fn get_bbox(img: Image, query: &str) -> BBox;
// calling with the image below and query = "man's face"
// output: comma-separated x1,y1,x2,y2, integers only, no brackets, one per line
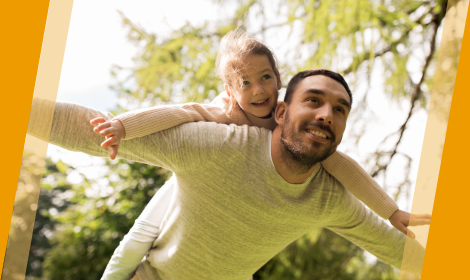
279,75,351,166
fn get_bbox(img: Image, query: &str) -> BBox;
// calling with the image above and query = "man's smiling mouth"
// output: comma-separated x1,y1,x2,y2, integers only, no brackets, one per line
306,129,328,139
305,129,330,143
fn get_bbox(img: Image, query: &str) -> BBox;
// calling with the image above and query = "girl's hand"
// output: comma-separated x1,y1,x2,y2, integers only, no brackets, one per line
90,118,126,160
389,210,432,239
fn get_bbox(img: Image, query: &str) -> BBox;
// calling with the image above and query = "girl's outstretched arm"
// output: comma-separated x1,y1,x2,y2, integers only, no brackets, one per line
90,101,234,160
92,92,276,159
112,92,238,141
321,151,431,238
321,151,398,220
114,101,234,140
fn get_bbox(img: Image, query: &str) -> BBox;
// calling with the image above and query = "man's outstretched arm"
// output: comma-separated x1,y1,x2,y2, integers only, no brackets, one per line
28,98,179,170
326,189,425,276
28,98,229,172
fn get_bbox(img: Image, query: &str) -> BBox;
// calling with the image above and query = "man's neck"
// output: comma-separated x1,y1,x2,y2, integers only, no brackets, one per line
271,128,319,184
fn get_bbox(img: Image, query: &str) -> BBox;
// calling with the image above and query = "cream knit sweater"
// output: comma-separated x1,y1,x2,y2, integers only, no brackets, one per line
28,99,424,280
115,92,398,219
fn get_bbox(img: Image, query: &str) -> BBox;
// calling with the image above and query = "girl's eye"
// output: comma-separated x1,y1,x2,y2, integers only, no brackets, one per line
241,81,250,87
261,74,271,80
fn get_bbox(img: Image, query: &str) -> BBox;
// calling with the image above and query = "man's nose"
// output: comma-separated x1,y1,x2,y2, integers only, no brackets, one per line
316,104,333,124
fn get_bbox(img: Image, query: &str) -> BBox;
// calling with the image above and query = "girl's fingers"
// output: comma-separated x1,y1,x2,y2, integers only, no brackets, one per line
414,214,432,219
109,146,118,160
93,122,111,133
395,222,408,236
409,218,432,226
409,213,432,226
101,136,116,148
407,229,416,239
410,213,432,219
101,137,119,159
99,128,116,137
395,223,416,239
90,117,107,125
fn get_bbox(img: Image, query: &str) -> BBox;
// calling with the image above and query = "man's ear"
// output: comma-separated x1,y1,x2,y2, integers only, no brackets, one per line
275,101,287,126
224,84,231,97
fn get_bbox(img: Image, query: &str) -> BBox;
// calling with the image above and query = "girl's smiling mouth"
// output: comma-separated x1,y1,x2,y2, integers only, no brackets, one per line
251,98,269,107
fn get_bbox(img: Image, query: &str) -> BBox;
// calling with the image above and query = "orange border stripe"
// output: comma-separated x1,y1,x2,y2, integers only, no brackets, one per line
0,1,50,274
421,1,470,279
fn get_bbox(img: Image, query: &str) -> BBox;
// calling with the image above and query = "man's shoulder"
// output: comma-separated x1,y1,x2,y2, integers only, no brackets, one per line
175,121,272,135
159,121,271,170
314,166,346,190
162,122,271,150
311,166,349,204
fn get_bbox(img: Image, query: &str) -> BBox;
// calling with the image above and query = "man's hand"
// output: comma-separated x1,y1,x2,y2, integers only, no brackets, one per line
389,209,432,239
90,118,126,160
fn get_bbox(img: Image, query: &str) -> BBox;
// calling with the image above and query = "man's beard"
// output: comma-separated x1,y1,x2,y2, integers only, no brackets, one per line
280,111,339,174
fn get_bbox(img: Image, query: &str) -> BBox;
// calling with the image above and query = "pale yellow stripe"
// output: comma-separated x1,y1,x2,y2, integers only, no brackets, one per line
399,0,469,279
2,1,74,279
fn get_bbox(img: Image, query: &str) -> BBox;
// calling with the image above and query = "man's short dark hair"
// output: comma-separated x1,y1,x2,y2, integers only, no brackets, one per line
284,69,353,107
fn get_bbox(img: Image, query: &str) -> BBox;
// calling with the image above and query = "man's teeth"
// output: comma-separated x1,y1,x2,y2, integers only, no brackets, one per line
253,99,267,104
308,130,327,139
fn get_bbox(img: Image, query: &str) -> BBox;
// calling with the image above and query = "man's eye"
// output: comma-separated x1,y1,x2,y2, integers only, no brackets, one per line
308,98,318,103
335,107,344,113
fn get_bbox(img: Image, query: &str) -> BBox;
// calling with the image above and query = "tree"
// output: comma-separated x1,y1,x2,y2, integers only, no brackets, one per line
27,159,170,279
29,0,456,278
108,0,451,278
25,158,73,279
253,229,398,280
3,153,44,280
113,0,449,196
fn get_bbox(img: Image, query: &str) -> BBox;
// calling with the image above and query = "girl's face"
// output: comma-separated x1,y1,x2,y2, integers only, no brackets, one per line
225,54,281,118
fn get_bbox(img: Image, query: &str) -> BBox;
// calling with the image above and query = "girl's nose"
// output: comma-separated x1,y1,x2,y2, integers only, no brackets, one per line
252,83,264,96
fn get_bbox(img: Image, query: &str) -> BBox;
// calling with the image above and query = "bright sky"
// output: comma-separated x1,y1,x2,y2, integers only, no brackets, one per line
49,0,429,212
56,0,228,110
49,0,231,178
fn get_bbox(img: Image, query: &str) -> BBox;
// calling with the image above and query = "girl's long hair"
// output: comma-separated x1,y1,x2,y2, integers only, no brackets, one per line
215,30,280,116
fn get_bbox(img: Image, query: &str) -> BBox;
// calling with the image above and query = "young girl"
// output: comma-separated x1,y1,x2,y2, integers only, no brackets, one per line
93,31,430,279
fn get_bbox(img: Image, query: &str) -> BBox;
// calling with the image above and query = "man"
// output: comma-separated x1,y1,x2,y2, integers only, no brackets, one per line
28,69,424,280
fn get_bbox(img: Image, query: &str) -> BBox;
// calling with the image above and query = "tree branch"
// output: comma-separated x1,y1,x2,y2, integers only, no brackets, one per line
370,18,439,178
343,6,434,75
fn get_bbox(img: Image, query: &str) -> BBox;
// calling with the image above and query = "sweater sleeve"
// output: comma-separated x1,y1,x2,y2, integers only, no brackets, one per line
27,98,163,166
114,102,236,140
101,178,176,280
321,151,399,219
326,189,424,276
28,98,232,172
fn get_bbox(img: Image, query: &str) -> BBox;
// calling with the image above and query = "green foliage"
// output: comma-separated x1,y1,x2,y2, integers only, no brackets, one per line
26,158,73,278
27,159,170,279
106,0,446,278
28,0,451,278
254,229,398,280
111,12,222,106
111,0,447,121
4,153,44,279
221,0,443,103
